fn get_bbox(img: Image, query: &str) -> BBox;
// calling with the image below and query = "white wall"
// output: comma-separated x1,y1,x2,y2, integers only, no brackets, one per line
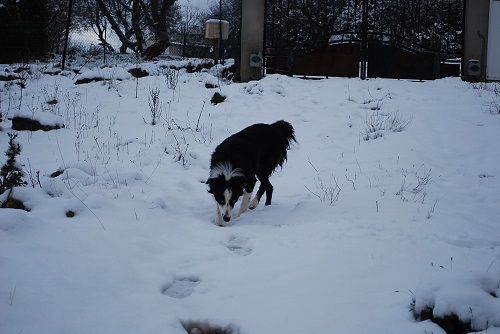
487,0,500,80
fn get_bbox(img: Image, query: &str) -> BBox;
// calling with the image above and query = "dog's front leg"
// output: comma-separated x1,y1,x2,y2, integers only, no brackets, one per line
237,191,251,217
215,202,223,226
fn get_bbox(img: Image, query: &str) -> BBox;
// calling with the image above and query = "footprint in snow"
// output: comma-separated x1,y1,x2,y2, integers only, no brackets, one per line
161,276,200,298
225,235,252,256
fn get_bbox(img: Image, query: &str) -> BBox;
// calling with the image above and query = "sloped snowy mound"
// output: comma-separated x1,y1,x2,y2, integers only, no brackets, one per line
242,75,287,96
164,58,214,73
180,319,238,334
127,67,149,78
10,110,64,131
412,271,500,333
42,67,61,75
0,70,20,81
74,67,131,84
0,209,29,231
208,59,235,79
1,187,47,212
243,82,264,95
1,59,499,334
204,75,219,88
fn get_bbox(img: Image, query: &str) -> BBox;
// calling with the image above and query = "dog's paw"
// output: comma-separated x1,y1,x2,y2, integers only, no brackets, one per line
214,216,224,227
249,197,259,210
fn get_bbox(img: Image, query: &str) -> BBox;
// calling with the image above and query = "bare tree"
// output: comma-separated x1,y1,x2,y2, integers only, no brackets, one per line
176,5,203,58
79,0,179,57
94,0,140,53
139,0,180,58
78,0,115,51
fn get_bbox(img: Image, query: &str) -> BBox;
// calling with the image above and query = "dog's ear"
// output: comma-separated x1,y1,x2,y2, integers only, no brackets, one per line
205,178,215,193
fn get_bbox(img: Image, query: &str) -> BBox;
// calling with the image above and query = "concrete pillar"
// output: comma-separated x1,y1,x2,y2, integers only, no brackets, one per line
240,0,265,82
463,0,490,81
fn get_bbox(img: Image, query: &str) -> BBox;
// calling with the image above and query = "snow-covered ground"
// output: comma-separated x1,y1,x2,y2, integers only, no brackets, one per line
1,59,499,334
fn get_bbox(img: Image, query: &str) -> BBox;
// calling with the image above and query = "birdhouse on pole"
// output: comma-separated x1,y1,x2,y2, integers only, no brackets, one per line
205,19,229,64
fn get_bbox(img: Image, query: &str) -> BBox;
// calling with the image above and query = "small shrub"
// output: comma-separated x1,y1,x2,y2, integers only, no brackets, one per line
305,175,342,206
169,132,190,168
164,67,180,100
470,82,500,114
362,111,412,141
0,133,27,205
396,166,432,203
489,101,500,115
66,210,76,218
220,64,236,80
147,87,163,125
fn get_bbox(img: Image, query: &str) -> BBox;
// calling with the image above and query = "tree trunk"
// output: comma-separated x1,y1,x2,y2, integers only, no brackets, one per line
142,39,170,59
61,0,74,70
132,0,144,52
138,0,174,59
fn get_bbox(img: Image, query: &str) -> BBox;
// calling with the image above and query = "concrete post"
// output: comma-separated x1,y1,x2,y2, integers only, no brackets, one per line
463,0,490,81
240,0,265,82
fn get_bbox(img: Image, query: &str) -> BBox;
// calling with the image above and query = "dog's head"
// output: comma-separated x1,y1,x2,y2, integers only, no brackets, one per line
206,163,245,223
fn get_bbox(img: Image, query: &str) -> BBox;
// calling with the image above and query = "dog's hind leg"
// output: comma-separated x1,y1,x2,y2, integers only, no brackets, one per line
250,178,272,209
249,182,265,209
264,181,273,206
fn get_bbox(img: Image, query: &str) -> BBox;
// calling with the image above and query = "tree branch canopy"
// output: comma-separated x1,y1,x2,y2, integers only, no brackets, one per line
83,0,179,56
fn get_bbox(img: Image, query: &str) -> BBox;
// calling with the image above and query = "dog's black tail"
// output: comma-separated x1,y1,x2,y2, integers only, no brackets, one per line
271,120,296,149
270,120,296,169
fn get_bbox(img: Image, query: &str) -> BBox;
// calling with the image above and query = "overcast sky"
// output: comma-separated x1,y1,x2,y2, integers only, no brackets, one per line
177,0,213,10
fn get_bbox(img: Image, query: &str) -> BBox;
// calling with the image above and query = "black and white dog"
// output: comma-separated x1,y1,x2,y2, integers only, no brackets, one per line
206,120,296,226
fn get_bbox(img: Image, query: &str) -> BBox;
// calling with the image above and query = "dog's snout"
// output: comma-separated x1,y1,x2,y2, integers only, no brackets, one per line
223,215,231,222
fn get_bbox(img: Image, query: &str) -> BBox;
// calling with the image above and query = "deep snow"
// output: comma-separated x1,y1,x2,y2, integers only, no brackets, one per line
1,59,499,334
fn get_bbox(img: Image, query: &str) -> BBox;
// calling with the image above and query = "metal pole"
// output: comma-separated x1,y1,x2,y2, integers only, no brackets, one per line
360,0,368,79
61,0,74,71
103,20,107,65
262,0,267,78
461,0,467,80
219,0,223,64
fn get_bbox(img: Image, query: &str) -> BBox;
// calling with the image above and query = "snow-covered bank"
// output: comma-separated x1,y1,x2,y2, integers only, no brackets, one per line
1,60,499,334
